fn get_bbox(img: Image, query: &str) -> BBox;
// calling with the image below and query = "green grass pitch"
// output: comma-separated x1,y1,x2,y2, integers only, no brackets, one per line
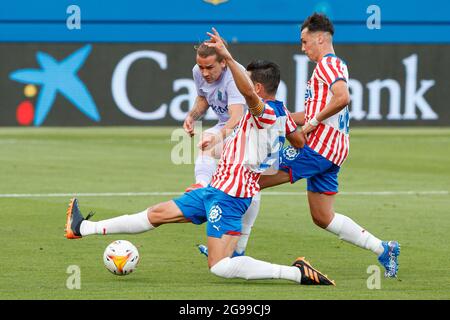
0,127,449,299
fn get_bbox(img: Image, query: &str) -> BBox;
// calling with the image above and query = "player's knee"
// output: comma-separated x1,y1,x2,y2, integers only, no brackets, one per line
311,211,333,229
312,216,328,229
148,202,168,226
210,257,233,279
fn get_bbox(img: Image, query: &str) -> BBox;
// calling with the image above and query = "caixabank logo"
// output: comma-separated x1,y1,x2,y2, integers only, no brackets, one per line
3,44,446,126
9,45,100,126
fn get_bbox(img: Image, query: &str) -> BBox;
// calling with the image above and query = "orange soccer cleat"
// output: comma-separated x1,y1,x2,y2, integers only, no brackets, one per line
292,257,336,286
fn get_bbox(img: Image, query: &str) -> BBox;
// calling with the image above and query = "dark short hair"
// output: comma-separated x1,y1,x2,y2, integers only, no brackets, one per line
195,38,229,62
246,60,280,95
301,12,334,35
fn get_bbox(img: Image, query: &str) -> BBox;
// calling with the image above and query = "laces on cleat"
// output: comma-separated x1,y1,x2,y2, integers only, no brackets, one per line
378,241,400,278
86,211,95,220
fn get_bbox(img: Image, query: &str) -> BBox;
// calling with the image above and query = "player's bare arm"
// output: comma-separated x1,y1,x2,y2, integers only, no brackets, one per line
224,58,262,116
286,129,306,149
303,80,350,134
220,104,244,138
183,95,209,136
291,111,305,126
206,28,264,116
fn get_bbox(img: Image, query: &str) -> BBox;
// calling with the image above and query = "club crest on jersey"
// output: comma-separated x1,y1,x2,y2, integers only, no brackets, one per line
283,146,299,160
208,205,222,223
305,81,312,100
217,90,223,101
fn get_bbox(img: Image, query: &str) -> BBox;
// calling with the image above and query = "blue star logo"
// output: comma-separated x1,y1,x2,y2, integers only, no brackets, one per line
9,45,100,126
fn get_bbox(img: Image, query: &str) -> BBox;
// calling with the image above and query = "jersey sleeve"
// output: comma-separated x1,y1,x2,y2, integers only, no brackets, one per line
225,79,246,106
317,56,348,88
284,108,298,134
252,103,277,129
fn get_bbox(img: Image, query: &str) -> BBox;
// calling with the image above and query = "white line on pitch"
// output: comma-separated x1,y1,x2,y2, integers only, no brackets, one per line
0,191,448,198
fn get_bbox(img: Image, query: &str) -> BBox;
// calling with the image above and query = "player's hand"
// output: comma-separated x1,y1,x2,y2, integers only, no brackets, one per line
302,122,317,135
183,115,195,137
198,134,220,151
205,28,232,61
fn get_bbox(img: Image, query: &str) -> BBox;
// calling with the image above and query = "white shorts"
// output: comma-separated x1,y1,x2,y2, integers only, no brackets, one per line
202,122,227,158
204,122,226,135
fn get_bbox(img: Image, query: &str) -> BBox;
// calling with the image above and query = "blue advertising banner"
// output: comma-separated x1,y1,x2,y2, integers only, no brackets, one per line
1,0,450,43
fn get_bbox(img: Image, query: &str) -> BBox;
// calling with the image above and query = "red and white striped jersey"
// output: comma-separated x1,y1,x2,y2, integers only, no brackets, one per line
305,54,350,166
211,100,297,198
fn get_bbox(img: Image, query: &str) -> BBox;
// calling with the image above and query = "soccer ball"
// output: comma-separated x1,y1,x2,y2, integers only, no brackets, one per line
103,240,140,275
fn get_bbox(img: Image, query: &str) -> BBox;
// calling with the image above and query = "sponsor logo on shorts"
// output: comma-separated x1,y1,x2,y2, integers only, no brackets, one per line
283,146,299,160
208,205,222,223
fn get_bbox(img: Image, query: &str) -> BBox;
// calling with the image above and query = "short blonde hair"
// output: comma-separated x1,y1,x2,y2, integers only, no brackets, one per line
195,38,229,62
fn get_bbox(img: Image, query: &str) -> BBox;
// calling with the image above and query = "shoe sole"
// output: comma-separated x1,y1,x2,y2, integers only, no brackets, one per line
296,257,336,286
65,198,81,239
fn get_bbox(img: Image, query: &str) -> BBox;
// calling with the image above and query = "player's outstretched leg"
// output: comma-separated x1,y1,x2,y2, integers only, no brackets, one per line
325,212,401,278
65,198,190,239
292,257,336,285
308,192,401,278
209,255,335,286
377,241,401,278
65,198,95,239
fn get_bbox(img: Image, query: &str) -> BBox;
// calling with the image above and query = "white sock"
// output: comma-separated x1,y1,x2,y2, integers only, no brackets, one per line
80,210,154,236
235,192,261,254
326,213,384,256
194,155,216,186
210,256,301,283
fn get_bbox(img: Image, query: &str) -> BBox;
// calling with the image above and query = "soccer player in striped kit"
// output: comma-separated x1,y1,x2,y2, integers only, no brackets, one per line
260,13,400,278
199,13,400,279
186,41,263,261
65,28,335,285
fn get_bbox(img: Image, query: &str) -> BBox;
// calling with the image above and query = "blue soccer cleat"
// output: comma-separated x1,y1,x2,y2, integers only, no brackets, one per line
232,250,245,257
197,244,209,257
377,241,401,278
197,244,245,258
